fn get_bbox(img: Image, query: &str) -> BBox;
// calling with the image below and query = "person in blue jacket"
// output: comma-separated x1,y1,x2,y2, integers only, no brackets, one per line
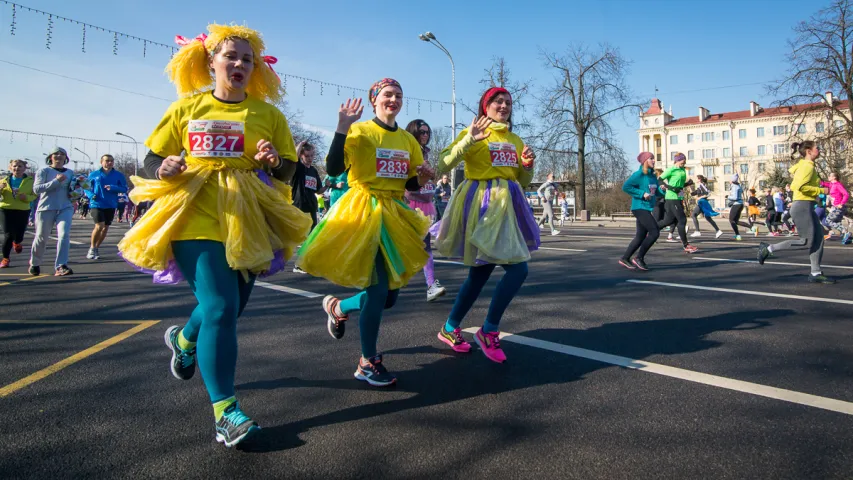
86,154,127,260
619,152,661,271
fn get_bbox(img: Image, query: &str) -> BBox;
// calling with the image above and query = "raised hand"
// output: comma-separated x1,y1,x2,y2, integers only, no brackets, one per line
337,98,364,134
158,155,187,179
255,139,280,167
468,115,493,142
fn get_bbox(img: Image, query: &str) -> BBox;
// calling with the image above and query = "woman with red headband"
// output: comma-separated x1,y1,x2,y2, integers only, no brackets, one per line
118,24,312,448
432,87,539,363
296,79,434,386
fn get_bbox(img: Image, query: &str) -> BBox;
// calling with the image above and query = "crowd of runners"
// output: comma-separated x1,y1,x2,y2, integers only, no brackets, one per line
0,22,849,449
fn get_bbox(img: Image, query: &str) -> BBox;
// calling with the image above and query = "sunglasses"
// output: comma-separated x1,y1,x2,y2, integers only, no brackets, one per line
418,130,430,135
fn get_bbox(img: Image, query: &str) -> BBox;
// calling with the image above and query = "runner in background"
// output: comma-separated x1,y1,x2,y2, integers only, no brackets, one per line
821,172,850,243
87,154,128,260
536,172,560,236
434,173,451,220
619,152,661,271
116,193,128,223
657,153,698,253
0,159,37,268
290,141,324,273
325,170,349,208
689,174,722,238
29,147,75,276
130,200,152,227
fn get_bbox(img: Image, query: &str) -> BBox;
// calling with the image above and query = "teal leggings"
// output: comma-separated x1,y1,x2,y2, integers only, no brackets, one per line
338,251,399,358
172,240,256,403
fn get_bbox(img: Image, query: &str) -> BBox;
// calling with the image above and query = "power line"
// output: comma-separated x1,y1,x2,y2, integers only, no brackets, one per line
0,128,136,144
645,80,770,98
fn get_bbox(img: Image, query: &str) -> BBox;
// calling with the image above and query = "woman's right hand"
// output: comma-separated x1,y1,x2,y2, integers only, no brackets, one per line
337,98,364,134
158,155,187,178
823,187,830,194
468,116,493,142
55,173,67,183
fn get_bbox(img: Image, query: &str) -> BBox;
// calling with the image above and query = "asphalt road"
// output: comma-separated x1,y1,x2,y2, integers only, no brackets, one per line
1,219,852,479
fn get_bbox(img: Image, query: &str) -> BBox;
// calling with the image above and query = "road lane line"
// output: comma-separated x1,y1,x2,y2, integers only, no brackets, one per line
694,256,853,270
255,281,323,298
625,279,853,305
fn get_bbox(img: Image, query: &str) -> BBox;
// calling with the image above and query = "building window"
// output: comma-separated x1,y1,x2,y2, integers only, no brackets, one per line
773,144,788,154
656,139,661,147
724,181,731,191
670,152,676,161
687,134,694,143
722,147,731,157
834,119,844,129
686,167,695,177
773,125,788,135
835,139,846,151
702,148,715,159
757,145,766,155
702,132,715,142
724,164,733,175
740,164,749,174
670,135,678,145
816,122,825,133
758,163,766,173
757,127,765,137
703,166,715,179
688,150,695,160
759,180,768,189
797,124,806,134
738,129,747,139
722,130,730,140
739,147,748,157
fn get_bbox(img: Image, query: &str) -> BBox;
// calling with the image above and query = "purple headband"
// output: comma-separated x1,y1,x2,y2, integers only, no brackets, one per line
369,78,402,106
673,152,686,163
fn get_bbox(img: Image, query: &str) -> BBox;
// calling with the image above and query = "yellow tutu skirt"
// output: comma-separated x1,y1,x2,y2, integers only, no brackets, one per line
434,178,540,266
296,184,431,290
118,157,312,276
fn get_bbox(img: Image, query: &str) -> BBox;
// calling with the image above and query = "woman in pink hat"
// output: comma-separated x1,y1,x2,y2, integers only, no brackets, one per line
619,152,662,270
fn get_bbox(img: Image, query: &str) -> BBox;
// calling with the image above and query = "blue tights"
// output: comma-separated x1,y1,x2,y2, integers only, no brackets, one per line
338,252,399,358
446,262,528,332
172,240,256,403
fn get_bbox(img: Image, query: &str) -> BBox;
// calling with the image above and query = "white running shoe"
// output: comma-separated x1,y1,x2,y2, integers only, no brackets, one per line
293,266,307,274
551,230,560,236
427,280,447,302
690,231,701,238
666,234,677,243
715,230,723,239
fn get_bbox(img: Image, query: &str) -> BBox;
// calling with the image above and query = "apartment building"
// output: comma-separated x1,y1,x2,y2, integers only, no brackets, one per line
637,92,849,208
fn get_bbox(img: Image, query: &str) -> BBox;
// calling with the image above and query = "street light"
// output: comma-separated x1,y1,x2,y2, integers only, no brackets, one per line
73,147,90,172
419,31,461,189
115,132,139,176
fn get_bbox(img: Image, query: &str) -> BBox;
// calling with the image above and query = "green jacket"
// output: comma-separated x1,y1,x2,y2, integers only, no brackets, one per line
0,174,37,210
660,166,687,200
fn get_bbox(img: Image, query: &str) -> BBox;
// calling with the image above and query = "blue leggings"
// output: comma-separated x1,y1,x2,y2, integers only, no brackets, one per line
172,241,256,403
338,252,399,358
446,262,528,330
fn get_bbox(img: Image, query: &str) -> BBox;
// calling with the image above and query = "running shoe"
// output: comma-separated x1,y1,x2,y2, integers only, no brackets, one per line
354,354,397,386
734,235,743,241
715,230,724,239
427,280,447,302
54,265,73,276
292,266,307,274
164,325,196,380
437,327,472,353
824,233,833,241
12,242,22,254
751,226,759,237
666,234,677,243
690,231,701,238
618,258,636,270
28,265,40,276
631,257,649,271
322,295,348,339
683,245,699,254
757,242,772,265
87,248,100,260
842,232,852,245
808,274,836,284
550,230,560,236
474,328,507,363
0,258,8,268
215,402,260,448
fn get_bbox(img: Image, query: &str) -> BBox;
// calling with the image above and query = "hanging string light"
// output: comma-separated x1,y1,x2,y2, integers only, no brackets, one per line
9,3,16,35
45,14,53,49
81,23,86,52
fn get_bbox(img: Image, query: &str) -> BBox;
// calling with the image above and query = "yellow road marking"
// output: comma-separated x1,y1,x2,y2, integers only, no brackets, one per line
0,320,160,398
0,320,151,325
0,274,50,286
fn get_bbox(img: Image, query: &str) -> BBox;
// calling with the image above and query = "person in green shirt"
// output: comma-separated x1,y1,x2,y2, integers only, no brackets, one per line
324,171,349,207
0,159,37,268
656,153,698,253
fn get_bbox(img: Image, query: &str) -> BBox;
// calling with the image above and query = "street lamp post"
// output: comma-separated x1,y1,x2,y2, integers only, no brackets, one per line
115,132,139,176
419,31,461,189
73,147,90,172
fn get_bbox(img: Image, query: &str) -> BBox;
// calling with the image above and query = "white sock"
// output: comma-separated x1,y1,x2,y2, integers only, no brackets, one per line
812,272,822,276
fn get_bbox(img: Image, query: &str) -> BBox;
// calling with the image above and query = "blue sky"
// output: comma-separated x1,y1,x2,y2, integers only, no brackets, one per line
0,0,827,168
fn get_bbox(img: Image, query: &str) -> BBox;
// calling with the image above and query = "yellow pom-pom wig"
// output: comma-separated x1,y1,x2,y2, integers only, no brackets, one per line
166,24,282,103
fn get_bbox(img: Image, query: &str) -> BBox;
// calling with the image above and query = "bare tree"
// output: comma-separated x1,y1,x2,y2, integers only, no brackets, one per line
767,0,853,182
460,57,534,134
275,99,329,176
427,126,452,165
535,44,640,212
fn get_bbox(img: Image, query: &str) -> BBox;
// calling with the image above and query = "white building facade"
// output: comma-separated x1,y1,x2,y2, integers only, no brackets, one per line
637,93,849,208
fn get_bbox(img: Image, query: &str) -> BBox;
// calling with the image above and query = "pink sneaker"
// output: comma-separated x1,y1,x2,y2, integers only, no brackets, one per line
437,327,472,353
474,328,506,363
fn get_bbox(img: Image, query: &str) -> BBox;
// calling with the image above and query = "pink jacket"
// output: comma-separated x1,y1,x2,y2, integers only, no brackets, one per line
820,180,850,207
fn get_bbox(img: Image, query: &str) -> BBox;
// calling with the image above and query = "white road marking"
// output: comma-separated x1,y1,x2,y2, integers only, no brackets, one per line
625,279,853,305
539,247,588,252
694,256,853,270
462,327,853,416
255,281,323,298
434,259,466,266
24,231,85,245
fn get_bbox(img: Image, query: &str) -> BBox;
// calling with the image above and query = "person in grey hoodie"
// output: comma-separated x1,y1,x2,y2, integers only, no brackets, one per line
536,172,560,236
29,147,75,276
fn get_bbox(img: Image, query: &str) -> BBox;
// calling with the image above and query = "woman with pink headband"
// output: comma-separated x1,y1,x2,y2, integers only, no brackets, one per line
297,78,435,386
432,87,539,363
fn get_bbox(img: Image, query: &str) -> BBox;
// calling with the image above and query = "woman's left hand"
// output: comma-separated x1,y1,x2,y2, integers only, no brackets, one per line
255,139,280,167
416,164,436,185
521,145,535,168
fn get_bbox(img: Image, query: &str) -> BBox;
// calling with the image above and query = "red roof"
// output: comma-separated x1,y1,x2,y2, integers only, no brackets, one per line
662,100,849,127
645,98,663,115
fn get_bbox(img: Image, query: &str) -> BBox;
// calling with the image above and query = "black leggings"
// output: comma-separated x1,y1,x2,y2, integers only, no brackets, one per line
728,203,753,235
1,208,30,259
657,200,688,247
691,205,719,232
623,209,660,260
764,210,777,232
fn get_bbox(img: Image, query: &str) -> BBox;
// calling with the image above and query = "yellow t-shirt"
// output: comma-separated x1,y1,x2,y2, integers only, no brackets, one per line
146,92,297,241
344,120,424,192
441,123,527,181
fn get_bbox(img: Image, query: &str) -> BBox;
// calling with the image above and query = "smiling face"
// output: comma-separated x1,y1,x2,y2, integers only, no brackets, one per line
210,38,254,93
373,85,403,119
416,124,431,147
486,93,512,123
9,160,26,177
49,151,67,168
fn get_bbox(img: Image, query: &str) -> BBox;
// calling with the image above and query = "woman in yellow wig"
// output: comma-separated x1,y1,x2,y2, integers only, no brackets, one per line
118,24,311,448
296,79,434,387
